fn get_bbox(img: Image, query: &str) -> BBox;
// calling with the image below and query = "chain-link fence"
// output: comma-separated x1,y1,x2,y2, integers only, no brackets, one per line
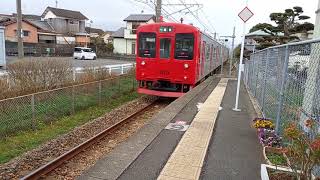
244,39,320,138
0,74,137,138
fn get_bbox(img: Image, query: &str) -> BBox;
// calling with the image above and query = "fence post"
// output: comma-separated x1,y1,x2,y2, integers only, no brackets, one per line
72,86,75,114
118,76,121,93
98,80,102,105
109,67,112,76
31,94,36,130
73,67,76,82
254,53,260,97
121,65,124,75
261,49,270,113
275,45,290,134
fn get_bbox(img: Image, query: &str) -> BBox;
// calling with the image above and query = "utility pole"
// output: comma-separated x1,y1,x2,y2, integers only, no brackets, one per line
155,0,162,22
230,26,236,76
16,0,24,59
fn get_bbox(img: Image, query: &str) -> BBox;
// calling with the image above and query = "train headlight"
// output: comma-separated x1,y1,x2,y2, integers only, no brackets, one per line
184,64,189,69
184,76,188,80
141,61,146,66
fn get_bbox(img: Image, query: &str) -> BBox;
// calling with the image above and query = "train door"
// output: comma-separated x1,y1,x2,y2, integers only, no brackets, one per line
201,41,206,78
198,41,205,80
216,46,220,68
210,44,213,73
157,34,173,79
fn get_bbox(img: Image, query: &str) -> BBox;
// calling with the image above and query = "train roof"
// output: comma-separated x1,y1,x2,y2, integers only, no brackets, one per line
137,22,200,32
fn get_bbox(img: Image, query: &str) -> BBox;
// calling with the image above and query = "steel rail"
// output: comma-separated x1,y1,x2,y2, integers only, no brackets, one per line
21,101,158,180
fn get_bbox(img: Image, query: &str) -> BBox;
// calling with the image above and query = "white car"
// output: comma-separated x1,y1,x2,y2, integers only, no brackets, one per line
73,47,97,60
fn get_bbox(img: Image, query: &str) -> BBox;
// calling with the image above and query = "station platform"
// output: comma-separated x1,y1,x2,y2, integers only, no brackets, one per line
79,77,263,180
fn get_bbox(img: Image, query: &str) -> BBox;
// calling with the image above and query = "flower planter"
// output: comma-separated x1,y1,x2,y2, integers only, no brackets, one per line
262,146,289,166
261,164,296,180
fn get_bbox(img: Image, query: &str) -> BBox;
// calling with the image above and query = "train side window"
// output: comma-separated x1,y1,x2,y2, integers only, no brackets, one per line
160,38,171,59
175,33,194,60
138,32,156,58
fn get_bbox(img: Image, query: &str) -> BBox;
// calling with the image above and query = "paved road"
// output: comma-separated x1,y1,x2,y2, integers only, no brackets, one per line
5,56,134,68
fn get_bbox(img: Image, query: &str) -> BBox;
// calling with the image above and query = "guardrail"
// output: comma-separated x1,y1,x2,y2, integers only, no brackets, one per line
72,63,135,81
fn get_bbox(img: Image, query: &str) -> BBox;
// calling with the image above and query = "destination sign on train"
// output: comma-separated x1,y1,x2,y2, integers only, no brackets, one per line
160,26,173,33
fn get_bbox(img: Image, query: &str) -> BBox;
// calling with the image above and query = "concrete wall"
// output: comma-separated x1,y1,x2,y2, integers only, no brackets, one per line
0,27,5,67
5,21,38,43
113,38,136,55
43,10,57,19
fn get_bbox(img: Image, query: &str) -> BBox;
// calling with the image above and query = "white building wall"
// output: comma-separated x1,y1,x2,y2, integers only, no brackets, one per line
56,36,76,44
113,38,136,55
0,26,5,67
43,10,58,19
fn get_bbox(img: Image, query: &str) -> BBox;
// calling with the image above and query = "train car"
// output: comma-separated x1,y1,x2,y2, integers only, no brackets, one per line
136,22,228,97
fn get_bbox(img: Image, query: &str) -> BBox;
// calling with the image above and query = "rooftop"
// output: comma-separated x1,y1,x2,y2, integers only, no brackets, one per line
111,27,125,38
28,20,55,33
85,27,104,35
42,6,88,20
246,29,284,37
123,14,155,22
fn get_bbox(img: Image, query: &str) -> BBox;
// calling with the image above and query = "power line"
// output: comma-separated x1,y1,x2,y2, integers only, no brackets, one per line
177,0,213,34
131,0,179,22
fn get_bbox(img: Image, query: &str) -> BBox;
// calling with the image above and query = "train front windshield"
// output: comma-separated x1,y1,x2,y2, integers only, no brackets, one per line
138,33,156,58
175,33,194,60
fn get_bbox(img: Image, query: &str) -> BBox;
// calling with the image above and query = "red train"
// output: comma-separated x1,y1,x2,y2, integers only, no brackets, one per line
136,22,228,97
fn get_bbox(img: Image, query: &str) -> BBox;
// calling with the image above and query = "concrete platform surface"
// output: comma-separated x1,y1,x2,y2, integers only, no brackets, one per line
199,80,263,180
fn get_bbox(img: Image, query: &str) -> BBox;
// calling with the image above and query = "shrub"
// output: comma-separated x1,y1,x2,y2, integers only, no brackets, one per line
7,58,72,91
283,120,320,180
106,43,114,53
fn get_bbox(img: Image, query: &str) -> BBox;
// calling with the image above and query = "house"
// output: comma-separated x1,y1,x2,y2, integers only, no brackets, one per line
112,14,155,55
0,16,58,44
0,18,40,44
28,20,56,44
102,31,114,44
41,6,89,45
245,30,284,52
292,30,314,41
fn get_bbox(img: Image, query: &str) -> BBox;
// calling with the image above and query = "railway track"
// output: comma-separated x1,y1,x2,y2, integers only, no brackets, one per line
22,99,170,180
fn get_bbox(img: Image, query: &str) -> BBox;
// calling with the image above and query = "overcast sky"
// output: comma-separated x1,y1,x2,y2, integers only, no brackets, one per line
0,0,317,46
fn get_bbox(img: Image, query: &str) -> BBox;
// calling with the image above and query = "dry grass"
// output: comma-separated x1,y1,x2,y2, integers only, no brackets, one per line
0,58,127,100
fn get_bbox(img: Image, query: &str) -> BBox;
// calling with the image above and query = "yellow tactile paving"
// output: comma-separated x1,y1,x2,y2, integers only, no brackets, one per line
157,175,183,180
157,78,229,180
159,162,201,180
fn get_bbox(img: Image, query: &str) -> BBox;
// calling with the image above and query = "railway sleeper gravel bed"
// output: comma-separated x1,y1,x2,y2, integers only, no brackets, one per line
44,99,170,179
0,96,158,179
